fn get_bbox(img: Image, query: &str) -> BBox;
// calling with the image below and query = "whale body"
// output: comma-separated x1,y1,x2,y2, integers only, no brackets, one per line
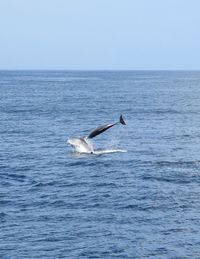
67,137,93,153
67,115,126,154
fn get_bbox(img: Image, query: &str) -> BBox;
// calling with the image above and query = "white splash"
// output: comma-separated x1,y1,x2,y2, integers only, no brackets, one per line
67,137,127,155
93,149,127,155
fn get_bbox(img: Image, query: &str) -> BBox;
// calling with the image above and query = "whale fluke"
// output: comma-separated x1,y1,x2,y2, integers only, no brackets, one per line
120,114,126,125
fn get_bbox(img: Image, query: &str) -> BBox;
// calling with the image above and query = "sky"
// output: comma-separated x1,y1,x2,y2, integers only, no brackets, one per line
0,0,200,70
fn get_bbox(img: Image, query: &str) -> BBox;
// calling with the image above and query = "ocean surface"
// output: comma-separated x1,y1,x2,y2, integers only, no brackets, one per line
1,70,200,258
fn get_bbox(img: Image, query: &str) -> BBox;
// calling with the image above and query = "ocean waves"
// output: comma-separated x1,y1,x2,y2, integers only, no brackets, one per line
1,71,200,258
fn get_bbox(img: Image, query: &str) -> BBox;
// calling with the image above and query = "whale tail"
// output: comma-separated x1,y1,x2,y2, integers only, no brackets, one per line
119,115,126,125
87,115,126,139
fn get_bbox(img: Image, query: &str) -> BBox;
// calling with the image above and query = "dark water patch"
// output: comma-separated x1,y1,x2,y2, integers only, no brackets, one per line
67,160,97,167
0,200,14,207
1,172,27,182
155,160,200,167
142,174,200,185
118,203,169,212
0,212,7,222
50,200,67,208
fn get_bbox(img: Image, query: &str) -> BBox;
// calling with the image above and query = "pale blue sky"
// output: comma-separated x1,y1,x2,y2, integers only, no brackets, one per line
0,0,200,70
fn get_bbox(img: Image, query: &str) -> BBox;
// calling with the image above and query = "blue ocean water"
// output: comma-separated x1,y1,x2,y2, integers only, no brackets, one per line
1,70,200,258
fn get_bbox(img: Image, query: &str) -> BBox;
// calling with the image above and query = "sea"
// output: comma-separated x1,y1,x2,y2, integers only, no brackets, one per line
1,70,200,258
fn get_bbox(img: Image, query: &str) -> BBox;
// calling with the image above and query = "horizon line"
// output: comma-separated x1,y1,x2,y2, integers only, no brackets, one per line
0,69,200,72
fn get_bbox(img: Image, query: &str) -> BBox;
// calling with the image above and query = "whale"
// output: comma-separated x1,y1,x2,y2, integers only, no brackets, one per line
67,115,126,154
